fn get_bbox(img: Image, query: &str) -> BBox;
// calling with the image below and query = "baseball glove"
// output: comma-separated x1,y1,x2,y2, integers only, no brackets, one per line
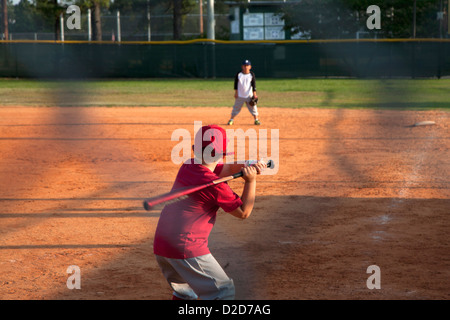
249,96,258,107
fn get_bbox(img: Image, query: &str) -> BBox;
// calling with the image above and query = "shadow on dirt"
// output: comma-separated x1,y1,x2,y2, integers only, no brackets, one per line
1,194,446,300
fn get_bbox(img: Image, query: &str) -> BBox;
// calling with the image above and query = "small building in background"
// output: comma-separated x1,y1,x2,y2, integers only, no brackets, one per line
228,0,306,41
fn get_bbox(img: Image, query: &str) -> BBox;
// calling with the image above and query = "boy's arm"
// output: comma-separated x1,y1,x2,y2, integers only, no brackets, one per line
228,167,256,220
234,72,239,98
217,163,245,178
234,72,239,90
227,162,266,220
218,159,266,178
251,72,257,98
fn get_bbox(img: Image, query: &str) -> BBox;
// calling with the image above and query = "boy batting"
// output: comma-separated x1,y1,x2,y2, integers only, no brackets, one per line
153,124,266,300
227,60,261,126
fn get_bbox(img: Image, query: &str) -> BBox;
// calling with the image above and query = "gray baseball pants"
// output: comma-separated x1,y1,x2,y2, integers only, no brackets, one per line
155,253,235,300
231,97,258,118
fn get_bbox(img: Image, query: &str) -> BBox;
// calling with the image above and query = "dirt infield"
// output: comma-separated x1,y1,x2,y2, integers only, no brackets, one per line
0,106,448,300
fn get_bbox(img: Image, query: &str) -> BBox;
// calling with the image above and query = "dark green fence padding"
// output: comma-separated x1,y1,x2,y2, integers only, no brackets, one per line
0,40,448,79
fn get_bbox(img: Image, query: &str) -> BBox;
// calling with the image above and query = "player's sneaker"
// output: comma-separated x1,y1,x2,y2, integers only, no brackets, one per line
227,119,234,125
254,119,261,125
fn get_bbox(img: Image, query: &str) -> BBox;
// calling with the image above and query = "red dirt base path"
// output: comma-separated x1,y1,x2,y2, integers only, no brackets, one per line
0,106,448,300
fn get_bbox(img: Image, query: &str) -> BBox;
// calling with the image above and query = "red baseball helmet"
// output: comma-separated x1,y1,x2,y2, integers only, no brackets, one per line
193,124,233,160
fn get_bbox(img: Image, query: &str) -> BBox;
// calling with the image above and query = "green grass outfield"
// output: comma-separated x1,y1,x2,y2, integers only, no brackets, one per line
0,78,449,109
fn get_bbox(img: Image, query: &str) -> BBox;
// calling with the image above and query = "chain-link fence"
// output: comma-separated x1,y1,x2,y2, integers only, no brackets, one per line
3,13,231,42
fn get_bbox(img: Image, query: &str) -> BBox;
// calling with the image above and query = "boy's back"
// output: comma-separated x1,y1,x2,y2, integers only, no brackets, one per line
154,159,242,259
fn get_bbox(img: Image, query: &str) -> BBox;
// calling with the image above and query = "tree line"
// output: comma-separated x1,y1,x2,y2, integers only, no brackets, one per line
282,0,448,39
0,0,227,40
1,0,448,40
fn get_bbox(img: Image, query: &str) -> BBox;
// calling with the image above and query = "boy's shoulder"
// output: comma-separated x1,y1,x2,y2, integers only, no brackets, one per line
178,160,221,180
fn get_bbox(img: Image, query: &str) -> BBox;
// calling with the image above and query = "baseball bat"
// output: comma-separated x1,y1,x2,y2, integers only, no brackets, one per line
143,160,274,211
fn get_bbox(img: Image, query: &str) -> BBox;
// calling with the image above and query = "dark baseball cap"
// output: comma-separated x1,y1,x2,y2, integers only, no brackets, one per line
242,59,251,65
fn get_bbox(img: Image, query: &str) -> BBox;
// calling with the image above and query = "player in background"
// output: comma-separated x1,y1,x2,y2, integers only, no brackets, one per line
227,60,261,126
